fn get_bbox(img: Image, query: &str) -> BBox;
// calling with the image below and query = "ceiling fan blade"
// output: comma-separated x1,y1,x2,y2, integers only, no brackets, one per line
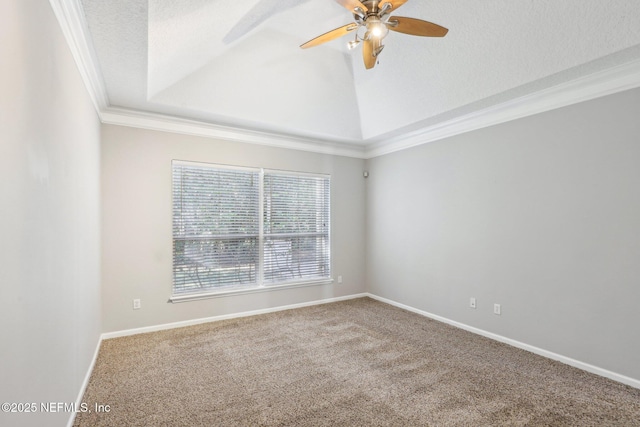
362,38,376,69
300,23,359,49
387,16,449,37
334,0,368,13
379,0,409,12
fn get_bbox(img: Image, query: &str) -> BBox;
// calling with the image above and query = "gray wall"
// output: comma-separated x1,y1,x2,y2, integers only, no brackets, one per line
366,88,640,381
0,1,102,426
101,125,366,333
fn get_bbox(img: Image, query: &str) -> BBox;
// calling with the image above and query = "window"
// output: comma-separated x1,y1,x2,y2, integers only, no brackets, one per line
263,172,331,284
172,161,330,299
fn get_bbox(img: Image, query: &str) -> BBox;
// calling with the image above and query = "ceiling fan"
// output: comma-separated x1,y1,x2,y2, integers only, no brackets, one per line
300,0,448,69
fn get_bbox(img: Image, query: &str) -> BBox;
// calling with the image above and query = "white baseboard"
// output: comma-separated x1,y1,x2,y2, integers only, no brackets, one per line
70,293,366,426
102,293,369,340
69,290,638,426
67,336,103,427
366,293,640,390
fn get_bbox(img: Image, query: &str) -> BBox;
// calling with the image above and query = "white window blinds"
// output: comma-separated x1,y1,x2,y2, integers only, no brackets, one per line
263,172,330,284
172,161,331,297
172,163,260,294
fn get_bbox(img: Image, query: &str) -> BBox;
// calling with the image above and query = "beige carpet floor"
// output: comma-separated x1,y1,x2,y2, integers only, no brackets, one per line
75,297,640,426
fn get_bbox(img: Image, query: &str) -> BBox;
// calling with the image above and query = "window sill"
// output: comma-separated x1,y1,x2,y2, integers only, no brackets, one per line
168,278,334,303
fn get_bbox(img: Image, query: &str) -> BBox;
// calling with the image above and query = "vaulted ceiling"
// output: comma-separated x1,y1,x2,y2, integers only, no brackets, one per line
69,0,640,157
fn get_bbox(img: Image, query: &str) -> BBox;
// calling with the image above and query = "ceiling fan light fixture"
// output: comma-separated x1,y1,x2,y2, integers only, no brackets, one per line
301,0,449,70
348,39,361,49
370,24,385,38
367,17,388,40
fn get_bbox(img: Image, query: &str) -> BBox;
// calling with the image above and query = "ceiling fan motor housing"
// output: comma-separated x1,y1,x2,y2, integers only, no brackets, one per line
354,1,390,21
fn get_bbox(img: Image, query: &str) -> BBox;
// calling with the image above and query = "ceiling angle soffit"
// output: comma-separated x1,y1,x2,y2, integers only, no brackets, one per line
57,0,640,159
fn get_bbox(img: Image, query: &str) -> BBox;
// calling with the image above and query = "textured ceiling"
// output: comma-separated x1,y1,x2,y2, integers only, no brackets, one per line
80,0,640,147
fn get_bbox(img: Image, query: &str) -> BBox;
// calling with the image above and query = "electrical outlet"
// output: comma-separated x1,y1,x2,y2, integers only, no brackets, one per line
494,303,501,315
337,275,343,284
470,297,476,309
133,299,141,310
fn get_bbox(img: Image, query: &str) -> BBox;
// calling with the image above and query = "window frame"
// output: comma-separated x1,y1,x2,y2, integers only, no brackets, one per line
170,160,332,303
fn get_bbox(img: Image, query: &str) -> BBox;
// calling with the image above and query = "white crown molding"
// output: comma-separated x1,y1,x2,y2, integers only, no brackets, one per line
49,0,109,113
364,58,640,159
52,0,640,160
101,107,367,158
